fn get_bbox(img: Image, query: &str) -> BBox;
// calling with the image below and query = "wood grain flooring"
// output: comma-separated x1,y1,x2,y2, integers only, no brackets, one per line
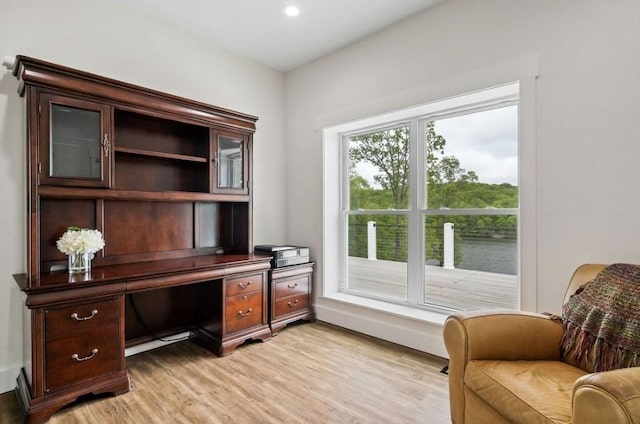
0,322,450,423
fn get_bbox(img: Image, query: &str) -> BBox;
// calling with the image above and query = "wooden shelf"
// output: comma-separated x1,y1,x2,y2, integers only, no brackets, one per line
37,185,250,203
114,146,208,163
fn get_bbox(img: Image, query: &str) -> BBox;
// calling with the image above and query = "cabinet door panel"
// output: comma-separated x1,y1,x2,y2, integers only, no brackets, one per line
39,93,111,187
211,129,249,195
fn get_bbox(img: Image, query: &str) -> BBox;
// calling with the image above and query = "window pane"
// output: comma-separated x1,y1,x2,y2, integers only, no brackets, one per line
426,106,518,209
51,104,102,179
423,105,518,311
347,214,407,301
424,214,518,310
348,126,410,210
218,136,244,189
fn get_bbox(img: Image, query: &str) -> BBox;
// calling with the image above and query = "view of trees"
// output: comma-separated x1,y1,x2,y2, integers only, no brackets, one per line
348,122,517,265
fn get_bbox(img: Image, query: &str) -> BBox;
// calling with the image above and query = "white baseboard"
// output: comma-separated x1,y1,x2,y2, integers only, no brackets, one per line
314,298,448,358
0,366,20,395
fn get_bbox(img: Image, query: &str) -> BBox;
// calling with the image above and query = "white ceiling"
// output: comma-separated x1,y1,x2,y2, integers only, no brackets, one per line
116,0,444,72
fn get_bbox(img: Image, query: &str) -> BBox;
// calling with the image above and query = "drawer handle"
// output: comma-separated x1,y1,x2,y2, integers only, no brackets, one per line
287,299,299,308
287,283,298,289
238,308,253,317
237,280,253,289
103,133,110,157
71,348,98,362
70,309,98,321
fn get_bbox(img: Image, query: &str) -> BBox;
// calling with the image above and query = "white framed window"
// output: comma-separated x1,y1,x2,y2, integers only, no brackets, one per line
336,83,521,312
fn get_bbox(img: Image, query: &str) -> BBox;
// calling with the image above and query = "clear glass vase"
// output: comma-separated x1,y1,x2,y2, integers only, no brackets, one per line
68,252,92,274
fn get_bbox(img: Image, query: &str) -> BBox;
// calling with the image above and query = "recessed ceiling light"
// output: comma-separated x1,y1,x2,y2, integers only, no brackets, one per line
284,5,300,17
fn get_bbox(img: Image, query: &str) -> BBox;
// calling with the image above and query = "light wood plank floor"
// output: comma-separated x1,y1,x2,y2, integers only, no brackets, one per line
0,322,451,423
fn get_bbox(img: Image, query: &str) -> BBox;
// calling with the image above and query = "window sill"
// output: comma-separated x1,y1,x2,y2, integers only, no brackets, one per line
321,292,448,327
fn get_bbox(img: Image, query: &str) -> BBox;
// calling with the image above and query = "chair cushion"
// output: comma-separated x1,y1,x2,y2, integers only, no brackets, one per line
465,360,588,424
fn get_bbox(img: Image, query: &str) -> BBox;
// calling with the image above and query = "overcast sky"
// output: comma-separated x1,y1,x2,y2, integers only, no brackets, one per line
435,104,518,185
353,104,518,187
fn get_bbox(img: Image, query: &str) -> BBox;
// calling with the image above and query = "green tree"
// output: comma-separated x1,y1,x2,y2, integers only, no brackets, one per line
349,174,372,210
349,127,410,209
426,121,479,209
426,121,446,185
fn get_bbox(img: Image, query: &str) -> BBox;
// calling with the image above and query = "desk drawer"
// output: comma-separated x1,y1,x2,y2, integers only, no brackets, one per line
225,274,263,297
225,291,263,334
45,326,120,393
45,298,120,340
274,294,309,318
274,276,309,299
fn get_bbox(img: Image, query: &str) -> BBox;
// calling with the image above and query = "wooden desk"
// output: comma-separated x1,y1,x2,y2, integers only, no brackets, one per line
14,254,272,424
11,56,267,424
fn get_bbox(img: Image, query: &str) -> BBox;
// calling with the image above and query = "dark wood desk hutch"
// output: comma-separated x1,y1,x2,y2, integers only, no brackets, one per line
11,56,274,423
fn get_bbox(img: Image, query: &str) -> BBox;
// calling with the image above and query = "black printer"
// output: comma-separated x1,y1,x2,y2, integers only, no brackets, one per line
254,245,310,268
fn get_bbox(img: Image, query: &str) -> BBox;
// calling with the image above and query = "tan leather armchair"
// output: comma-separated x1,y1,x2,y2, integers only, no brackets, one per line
443,264,640,424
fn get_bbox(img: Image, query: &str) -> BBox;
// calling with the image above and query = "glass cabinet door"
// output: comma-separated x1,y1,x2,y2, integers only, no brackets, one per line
212,130,249,194
39,94,111,187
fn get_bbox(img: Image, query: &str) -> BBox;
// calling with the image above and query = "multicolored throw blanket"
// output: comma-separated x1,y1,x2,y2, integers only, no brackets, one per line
561,263,640,372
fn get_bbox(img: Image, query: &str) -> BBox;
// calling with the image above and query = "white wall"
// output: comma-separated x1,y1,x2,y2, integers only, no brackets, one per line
286,0,640,356
0,0,286,393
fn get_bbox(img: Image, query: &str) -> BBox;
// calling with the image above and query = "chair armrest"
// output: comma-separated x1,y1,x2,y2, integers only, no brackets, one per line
443,310,563,424
444,310,563,362
573,368,640,424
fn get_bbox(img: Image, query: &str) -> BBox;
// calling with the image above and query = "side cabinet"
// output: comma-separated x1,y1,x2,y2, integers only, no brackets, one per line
269,263,314,336
16,296,129,424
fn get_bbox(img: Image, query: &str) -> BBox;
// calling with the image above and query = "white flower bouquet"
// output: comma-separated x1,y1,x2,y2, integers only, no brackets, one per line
56,227,105,273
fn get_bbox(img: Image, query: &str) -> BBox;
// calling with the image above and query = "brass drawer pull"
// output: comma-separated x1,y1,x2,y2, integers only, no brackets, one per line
237,280,253,289
287,283,298,289
103,133,110,157
238,308,253,317
71,348,98,362
287,299,299,307
70,309,98,321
